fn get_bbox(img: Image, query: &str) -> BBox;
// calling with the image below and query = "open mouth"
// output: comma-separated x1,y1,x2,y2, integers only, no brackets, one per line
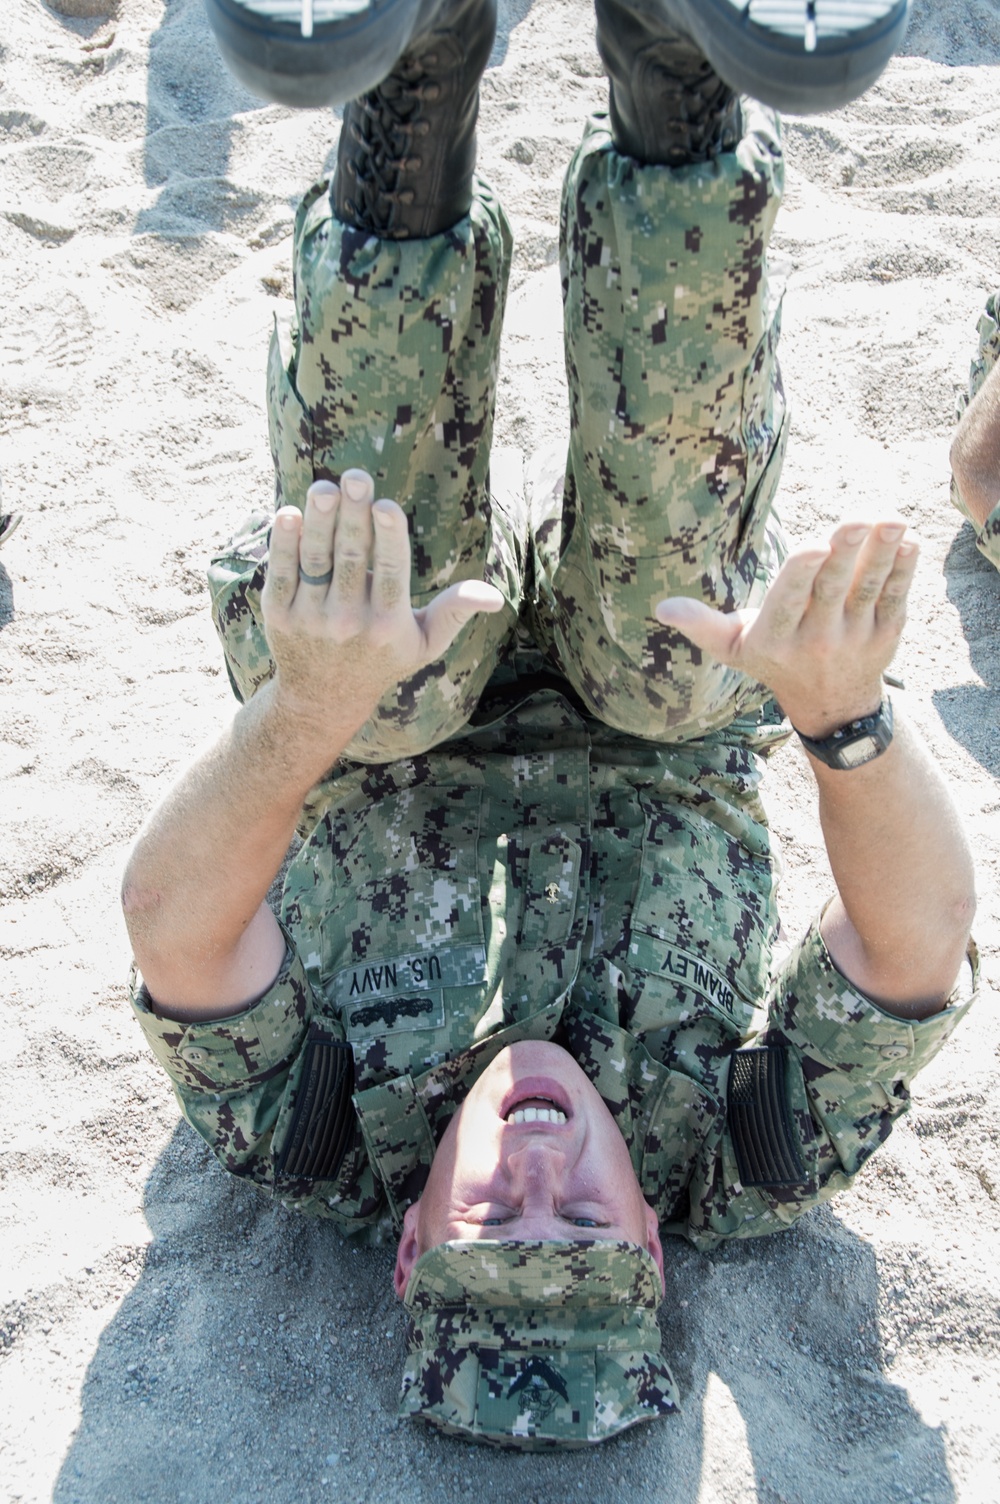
500,1078,572,1126
506,1099,567,1125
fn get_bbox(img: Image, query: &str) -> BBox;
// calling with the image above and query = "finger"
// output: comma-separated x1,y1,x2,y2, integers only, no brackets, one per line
655,597,751,667
752,546,830,640
844,520,907,619
297,481,340,593
803,523,870,622
418,580,506,662
370,498,412,616
332,469,375,607
263,507,304,618
875,535,919,633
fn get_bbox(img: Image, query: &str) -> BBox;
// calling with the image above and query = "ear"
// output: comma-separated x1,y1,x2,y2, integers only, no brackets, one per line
394,1201,422,1298
643,1201,665,1294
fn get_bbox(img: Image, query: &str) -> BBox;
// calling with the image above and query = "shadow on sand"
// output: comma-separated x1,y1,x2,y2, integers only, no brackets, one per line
901,0,1000,66
54,1118,955,1504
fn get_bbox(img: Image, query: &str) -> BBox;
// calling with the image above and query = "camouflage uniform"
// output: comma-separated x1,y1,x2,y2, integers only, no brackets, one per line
132,106,976,1444
951,289,1000,570
134,98,976,1241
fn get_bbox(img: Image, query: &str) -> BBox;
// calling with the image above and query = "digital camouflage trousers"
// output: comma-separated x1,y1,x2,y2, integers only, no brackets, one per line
211,105,789,758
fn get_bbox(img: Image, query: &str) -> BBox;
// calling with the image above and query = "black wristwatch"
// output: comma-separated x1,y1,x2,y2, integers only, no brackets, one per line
794,698,894,770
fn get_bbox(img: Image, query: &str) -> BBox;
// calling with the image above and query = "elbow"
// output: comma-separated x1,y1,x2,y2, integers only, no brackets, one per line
950,429,1000,520
917,887,977,1008
949,431,979,502
950,887,977,955
121,865,166,962
950,442,974,496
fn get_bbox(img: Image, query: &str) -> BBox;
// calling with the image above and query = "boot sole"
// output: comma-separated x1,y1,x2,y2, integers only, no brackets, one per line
672,0,911,114
204,0,425,108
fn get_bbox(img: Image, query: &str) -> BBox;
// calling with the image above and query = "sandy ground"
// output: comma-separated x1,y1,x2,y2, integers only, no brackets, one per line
1,1,999,1501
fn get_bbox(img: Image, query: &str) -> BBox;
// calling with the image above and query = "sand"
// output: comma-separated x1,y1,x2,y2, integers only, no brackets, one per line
1,1,998,1501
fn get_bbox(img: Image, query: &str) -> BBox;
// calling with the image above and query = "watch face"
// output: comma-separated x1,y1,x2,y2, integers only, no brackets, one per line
836,736,882,769
796,698,893,769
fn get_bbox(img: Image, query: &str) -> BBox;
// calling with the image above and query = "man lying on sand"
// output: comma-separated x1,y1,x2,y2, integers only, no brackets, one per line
122,0,977,1448
950,291,1000,572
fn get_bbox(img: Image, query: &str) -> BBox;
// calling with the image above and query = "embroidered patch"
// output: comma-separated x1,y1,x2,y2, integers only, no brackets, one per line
276,1026,355,1182
630,937,749,1024
330,944,488,1008
727,1045,808,1187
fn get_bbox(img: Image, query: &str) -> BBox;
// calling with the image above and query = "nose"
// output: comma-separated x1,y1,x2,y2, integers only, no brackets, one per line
505,1138,568,1194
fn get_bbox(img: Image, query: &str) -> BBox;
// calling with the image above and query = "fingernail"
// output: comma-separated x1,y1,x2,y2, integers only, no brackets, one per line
843,525,868,545
276,510,299,530
342,471,370,502
311,487,335,513
880,523,905,542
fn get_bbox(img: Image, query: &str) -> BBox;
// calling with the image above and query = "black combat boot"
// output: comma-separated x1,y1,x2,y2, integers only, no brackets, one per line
596,0,741,167
332,0,495,238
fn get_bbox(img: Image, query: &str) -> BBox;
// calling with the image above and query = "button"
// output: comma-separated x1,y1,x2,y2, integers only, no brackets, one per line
879,1044,909,1061
179,1046,209,1064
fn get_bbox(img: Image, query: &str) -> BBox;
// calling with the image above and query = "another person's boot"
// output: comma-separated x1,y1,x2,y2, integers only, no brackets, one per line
205,0,908,115
332,0,495,238
612,0,910,117
204,0,491,110
596,0,741,166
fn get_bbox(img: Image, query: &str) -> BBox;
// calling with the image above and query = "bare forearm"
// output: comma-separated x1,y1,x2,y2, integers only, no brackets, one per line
657,522,976,1016
122,475,501,1018
122,680,366,1012
811,712,975,1016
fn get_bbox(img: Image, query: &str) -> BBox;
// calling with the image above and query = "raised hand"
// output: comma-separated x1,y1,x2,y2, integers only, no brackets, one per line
656,521,918,738
262,470,503,733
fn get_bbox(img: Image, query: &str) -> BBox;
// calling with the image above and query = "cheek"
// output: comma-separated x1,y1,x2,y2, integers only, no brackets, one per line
594,1126,649,1232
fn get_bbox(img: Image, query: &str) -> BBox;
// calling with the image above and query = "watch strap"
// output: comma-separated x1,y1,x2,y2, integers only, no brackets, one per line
794,697,894,770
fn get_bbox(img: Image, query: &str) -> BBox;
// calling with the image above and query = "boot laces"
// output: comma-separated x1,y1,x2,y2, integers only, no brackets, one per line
344,53,442,229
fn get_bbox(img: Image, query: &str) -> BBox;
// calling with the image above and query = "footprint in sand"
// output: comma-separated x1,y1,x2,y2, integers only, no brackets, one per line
0,288,93,411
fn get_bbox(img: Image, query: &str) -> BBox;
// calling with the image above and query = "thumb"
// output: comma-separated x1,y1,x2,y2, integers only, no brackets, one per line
655,597,748,669
418,580,506,662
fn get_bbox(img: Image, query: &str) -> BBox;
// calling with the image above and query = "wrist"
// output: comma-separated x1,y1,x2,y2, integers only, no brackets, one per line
255,677,375,777
794,698,894,772
782,687,884,741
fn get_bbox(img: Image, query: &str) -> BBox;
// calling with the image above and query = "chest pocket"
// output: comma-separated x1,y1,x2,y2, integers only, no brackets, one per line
623,784,778,1070
560,1006,724,1224
309,780,490,1088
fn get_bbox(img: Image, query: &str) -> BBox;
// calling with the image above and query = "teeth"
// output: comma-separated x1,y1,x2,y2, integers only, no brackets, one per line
507,1107,567,1125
